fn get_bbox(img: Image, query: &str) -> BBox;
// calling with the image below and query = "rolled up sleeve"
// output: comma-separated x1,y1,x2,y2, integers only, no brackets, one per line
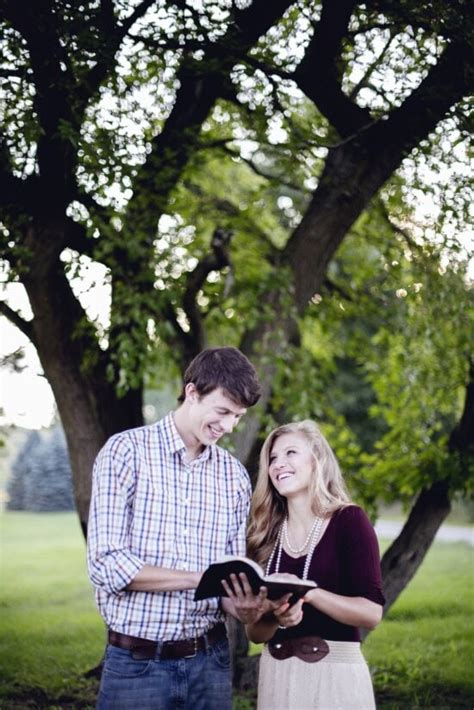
87,435,145,595
226,464,252,557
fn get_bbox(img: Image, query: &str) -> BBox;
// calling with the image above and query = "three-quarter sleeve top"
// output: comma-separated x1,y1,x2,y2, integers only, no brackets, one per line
268,505,385,641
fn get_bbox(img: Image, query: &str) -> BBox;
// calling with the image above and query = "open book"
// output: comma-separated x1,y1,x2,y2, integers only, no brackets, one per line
194,555,316,603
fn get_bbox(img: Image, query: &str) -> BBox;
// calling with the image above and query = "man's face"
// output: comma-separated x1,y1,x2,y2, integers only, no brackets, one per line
186,385,247,447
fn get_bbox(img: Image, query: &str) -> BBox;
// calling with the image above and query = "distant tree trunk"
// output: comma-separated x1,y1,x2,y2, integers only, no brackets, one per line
380,480,451,614
380,362,473,617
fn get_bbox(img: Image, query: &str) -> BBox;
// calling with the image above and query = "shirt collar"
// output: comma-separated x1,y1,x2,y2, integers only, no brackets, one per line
161,412,213,462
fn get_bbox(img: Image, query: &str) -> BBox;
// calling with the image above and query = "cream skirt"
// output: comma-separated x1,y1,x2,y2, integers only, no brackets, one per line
257,640,376,710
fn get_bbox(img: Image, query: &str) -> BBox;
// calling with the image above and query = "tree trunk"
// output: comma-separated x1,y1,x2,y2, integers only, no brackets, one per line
24,248,144,535
380,480,451,615
36,358,143,536
380,366,473,616
227,616,260,694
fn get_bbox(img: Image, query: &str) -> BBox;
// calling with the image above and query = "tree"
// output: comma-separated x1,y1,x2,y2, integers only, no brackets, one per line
0,0,472,615
290,213,474,615
7,425,75,512
6,429,41,510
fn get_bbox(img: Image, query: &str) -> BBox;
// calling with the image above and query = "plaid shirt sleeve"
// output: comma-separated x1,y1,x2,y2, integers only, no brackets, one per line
87,435,145,595
225,462,252,557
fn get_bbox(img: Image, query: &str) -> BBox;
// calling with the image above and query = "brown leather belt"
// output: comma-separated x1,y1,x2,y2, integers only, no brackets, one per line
268,635,330,663
108,624,227,660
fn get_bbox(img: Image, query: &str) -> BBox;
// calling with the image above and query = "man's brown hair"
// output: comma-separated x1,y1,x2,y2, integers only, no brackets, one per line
178,347,261,407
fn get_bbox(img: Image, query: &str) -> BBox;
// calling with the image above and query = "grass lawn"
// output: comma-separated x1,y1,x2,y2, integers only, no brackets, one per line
363,541,474,709
0,512,104,708
1,511,473,709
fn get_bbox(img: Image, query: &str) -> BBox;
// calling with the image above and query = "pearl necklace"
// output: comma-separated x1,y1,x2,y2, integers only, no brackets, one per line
283,516,323,554
266,515,325,580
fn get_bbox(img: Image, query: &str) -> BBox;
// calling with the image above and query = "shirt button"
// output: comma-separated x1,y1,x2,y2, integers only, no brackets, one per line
183,529,188,536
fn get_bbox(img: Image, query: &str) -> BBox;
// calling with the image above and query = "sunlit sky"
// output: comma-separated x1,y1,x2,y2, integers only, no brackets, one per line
0,328,55,429
0,263,111,430
0,284,55,429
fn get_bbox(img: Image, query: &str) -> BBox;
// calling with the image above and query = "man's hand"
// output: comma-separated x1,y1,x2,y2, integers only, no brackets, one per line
221,573,291,625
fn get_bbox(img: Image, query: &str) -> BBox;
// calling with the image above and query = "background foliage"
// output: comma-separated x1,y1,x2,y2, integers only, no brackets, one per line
6,427,74,512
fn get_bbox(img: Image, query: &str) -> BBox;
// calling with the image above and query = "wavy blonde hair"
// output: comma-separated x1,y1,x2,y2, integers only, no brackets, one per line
247,420,352,567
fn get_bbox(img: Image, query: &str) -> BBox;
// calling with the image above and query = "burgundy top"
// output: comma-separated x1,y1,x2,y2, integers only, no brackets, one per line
269,505,385,642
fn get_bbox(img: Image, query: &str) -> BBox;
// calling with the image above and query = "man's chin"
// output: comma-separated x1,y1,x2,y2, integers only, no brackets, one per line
203,429,222,445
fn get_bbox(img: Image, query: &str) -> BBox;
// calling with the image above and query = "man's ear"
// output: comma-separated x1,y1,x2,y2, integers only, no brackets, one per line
184,382,199,402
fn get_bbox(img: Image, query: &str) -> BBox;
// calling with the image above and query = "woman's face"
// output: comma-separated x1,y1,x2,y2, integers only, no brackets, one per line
268,431,314,499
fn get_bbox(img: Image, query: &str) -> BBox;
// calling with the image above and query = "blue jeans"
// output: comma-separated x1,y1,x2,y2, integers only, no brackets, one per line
97,638,232,709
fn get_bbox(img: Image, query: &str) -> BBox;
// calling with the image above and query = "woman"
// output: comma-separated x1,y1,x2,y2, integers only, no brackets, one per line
246,420,385,709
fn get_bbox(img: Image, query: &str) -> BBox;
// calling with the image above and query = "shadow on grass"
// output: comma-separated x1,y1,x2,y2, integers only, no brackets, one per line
1,684,257,710
376,682,474,710
4,683,471,710
0,680,99,709
386,602,468,623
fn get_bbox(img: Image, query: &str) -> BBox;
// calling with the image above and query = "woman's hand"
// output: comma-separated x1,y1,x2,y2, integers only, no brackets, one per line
273,597,304,629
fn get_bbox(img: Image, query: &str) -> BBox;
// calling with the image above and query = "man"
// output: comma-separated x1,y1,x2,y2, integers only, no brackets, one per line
87,347,271,709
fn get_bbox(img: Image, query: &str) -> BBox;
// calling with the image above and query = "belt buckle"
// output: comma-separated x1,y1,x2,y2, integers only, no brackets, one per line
184,636,198,659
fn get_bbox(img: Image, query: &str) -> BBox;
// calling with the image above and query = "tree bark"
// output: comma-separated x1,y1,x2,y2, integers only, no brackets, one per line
380,479,451,615
377,364,474,619
22,224,144,533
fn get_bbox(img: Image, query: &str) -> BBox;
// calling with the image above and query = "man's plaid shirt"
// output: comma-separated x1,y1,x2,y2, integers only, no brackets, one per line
87,413,251,641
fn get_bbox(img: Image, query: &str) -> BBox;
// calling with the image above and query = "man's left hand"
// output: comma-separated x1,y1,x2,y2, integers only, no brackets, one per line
221,573,291,625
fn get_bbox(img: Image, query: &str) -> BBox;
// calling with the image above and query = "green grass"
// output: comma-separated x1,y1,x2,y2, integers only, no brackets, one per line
364,541,474,709
1,512,473,709
0,512,104,707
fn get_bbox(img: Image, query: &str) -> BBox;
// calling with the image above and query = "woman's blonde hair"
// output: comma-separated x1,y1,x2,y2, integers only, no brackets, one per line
247,420,351,567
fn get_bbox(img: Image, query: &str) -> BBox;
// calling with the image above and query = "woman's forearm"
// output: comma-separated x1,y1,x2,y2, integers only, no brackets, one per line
246,614,280,643
304,588,383,629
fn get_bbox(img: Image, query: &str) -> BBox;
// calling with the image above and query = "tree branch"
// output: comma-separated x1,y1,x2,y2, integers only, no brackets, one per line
128,32,203,53
373,40,474,163
283,37,474,314
120,0,161,38
63,218,99,259
184,180,279,256
83,0,158,97
376,198,424,255
1,2,81,202
182,227,233,350
293,0,373,138
221,146,307,194
449,359,474,455
0,139,35,211
116,2,296,295
348,30,396,101
0,300,35,344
